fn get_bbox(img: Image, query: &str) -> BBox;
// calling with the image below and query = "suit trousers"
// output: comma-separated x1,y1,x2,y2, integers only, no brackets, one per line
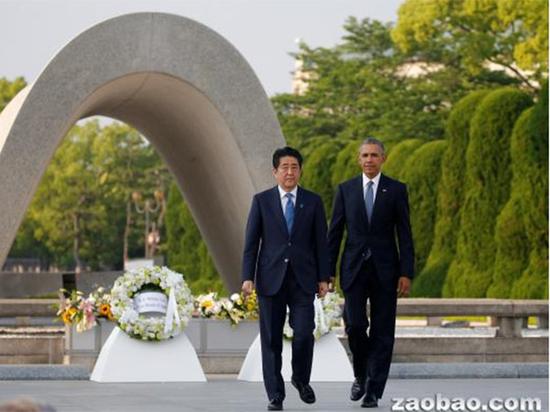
258,265,315,401
343,258,397,399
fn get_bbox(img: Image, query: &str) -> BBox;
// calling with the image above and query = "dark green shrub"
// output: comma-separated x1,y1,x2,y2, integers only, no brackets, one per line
301,139,346,213
383,138,424,180
510,81,548,299
418,91,489,297
330,140,363,186
399,140,448,286
444,88,532,297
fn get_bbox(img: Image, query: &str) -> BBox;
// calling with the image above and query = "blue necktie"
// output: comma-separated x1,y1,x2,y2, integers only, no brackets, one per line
365,181,374,223
284,193,295,233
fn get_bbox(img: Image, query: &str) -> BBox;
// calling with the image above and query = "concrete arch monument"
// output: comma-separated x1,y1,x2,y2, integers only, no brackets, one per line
0,12,285,291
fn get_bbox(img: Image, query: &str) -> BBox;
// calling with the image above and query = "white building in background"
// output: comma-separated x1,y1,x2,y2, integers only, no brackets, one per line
291,58,537,95
291,59,313,96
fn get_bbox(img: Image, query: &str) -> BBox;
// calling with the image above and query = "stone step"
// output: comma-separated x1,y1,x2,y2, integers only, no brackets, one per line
0,365,89,380
0,363,545,381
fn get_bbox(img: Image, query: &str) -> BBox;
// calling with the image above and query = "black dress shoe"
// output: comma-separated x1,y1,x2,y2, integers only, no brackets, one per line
350,378,366,401
291,378,316,404
267,398,283,411
361,392,378,408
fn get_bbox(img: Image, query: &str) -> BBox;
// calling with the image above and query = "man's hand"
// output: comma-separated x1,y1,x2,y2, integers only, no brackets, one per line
328,276,336,293
397,276,411,298
318,281,328,298
242,280,254,296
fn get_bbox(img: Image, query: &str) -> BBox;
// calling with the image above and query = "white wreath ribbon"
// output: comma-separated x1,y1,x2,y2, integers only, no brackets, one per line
314,296,328,335
164,287,181,334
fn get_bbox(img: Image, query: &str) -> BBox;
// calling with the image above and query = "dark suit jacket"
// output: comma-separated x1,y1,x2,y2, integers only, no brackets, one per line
241,186,330,296
328,174,414,291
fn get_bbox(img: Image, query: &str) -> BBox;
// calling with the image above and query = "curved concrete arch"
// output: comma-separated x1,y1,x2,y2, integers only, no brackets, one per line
0,13,285,291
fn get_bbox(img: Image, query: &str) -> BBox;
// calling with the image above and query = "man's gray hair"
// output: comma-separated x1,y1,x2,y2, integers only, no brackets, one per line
359,137,385,155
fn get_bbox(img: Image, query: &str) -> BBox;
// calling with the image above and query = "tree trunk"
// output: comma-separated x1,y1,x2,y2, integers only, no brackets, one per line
73,212,82,274
123,199,132,265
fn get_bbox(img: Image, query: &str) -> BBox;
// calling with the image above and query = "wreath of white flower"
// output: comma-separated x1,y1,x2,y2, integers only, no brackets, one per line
284,292,343,340
110,266,194,341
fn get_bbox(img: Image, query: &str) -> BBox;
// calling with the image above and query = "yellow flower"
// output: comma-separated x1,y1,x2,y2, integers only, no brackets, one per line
62,310,72,324
201,300,213,309
68,307,78,318
99,304,111,317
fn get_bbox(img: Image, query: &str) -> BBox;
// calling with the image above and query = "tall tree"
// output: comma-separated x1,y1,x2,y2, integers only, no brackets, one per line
165,182,226,295
382,138,424,180
418,90,489,297
509,82,548,299
444,88,532,297
392,0,547,92
400,140,448,280
28,122,106,271
301,139,346,213
93,123,171,266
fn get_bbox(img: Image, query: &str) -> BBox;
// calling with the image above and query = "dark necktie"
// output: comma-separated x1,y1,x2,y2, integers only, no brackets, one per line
284,193,294,233
365,181,374,223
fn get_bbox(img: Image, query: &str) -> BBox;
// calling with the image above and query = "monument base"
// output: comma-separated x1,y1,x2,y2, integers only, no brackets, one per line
90,327,206,382
238,331,354,382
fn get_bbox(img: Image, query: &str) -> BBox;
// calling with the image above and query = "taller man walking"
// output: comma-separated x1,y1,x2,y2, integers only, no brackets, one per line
328,138,414,408
242,146,329,411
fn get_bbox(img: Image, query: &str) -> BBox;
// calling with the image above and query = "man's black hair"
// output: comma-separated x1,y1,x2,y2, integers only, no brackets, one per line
272,146,303,169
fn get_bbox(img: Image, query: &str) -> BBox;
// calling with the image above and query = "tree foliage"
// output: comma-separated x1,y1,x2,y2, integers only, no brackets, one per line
400,140,448,282
301,139,346,213
0,76,26,112
509,81,548,298
392,0,547,92
164,182,226,295
383,138,424,180
27,122,108,271
444,88,532,297
418,90,489,297
11,121,171,271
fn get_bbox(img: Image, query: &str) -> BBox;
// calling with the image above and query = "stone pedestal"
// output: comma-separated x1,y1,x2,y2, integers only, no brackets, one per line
238,331,353,382
90,327,206,382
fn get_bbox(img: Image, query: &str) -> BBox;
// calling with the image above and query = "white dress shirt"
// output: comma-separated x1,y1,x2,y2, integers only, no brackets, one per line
362,172,381,203
278,185,298,212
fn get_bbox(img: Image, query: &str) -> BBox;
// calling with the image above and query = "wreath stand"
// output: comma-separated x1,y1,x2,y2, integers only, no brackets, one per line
90,326,206,382
237,331,354,382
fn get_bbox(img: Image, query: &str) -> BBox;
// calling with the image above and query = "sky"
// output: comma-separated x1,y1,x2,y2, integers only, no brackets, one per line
0,0,403,96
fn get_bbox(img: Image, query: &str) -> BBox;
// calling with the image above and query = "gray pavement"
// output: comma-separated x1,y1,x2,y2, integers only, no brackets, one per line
0,378,547,412
1,363,547,380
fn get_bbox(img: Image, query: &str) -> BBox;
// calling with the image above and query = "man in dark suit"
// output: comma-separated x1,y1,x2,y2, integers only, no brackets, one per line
241,146,329,411
328,138,414,408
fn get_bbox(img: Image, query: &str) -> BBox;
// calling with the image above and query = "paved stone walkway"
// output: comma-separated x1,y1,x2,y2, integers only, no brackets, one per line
0,378,546,412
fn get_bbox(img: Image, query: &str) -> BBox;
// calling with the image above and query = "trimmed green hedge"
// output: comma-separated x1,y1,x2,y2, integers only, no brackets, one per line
331,140,363,186
399,140,448,288
383,138,424,180
301,139,346,214
444,88,532,297
510,81,548,299
418,91,489,297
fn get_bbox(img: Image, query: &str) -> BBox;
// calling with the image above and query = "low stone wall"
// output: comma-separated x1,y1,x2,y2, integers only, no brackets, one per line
0,297,548,373
0,271,122,298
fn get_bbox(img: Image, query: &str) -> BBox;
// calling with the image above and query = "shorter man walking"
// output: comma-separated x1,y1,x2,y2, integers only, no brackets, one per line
242,146,329,411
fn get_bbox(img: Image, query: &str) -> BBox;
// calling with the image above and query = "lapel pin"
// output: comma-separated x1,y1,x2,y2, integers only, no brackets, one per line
300,204,304,208
382,189,387,193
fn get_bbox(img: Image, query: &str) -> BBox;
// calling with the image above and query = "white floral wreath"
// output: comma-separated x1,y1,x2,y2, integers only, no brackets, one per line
284,292,343,340
110,266,194,341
